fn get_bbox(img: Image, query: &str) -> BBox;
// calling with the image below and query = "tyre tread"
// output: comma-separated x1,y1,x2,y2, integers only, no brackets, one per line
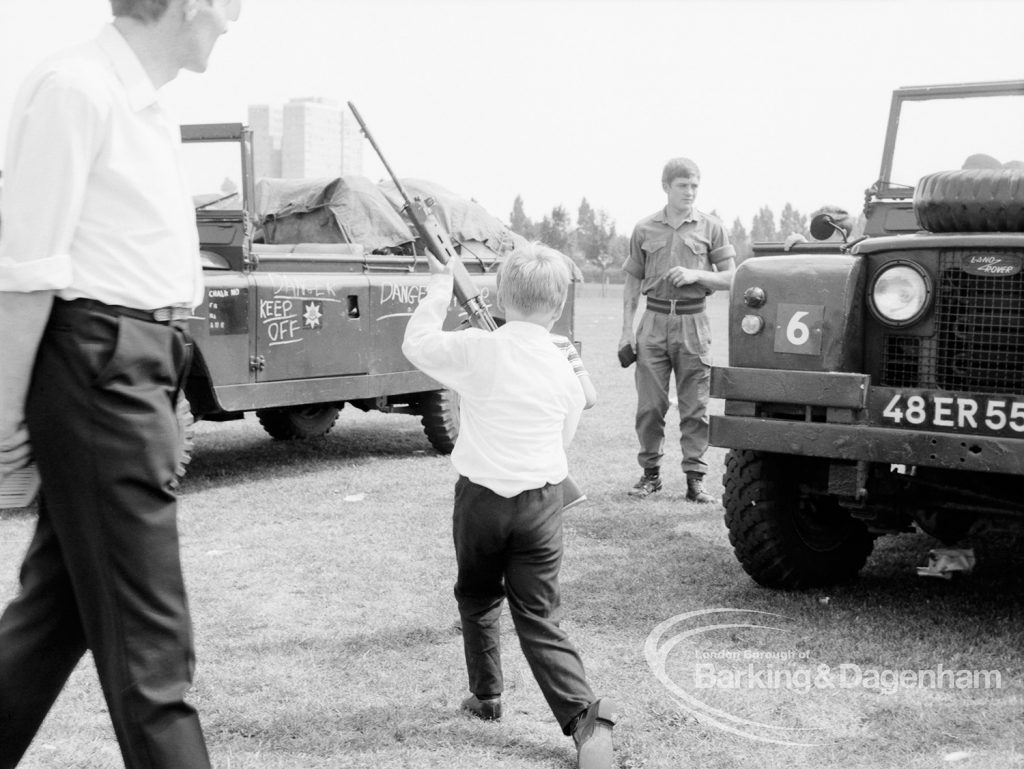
419,389,459,454
723,449,874,589
915,169,1024,232
256,405,341,441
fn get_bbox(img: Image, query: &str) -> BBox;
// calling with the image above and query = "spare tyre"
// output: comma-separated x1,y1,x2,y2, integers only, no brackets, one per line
915,168,1024,233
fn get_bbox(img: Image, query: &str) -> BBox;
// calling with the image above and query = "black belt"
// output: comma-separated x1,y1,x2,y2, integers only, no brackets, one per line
58,297,193,324
646,297,706,315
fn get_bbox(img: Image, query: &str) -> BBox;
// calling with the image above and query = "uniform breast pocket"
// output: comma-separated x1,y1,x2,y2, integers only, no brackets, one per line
681,234,711,263
641,238,668,258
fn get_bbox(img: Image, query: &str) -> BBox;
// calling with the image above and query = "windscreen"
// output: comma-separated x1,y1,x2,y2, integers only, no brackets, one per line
888,92,1024,190
181,139,244,212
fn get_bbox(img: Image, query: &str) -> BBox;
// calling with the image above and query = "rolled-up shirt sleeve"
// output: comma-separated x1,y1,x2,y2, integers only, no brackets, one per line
621,225,646,280
0,70,103,292
710,220,736,265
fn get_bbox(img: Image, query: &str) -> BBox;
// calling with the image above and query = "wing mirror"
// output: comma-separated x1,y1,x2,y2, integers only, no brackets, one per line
810,206,855,242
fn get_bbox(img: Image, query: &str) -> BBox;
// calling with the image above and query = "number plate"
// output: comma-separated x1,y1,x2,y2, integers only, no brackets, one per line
774,304,823,355
870,388,1024,436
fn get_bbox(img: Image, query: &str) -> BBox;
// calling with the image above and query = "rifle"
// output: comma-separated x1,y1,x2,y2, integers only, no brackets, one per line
347,102,497,332
347,103,586,509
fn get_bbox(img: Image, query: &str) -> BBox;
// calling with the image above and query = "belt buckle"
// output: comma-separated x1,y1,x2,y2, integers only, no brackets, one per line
152,305,191,323
668,299,678,314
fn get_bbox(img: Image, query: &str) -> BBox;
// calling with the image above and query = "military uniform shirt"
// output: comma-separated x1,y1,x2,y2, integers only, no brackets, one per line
622,208,735,301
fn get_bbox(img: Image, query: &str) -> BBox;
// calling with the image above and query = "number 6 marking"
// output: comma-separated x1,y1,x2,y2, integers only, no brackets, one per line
774,303,822,355
786,311,810,346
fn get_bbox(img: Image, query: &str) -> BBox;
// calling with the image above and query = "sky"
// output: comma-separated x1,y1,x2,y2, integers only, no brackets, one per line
2,0,1023,235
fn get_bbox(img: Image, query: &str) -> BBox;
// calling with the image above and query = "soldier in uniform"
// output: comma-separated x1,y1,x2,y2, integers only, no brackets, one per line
619,158,735,502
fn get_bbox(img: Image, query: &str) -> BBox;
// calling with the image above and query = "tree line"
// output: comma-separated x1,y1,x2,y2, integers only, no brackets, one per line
509,195,627,283
508,195,819,280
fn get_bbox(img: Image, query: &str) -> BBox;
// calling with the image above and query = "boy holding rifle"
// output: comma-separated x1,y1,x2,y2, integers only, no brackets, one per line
402,244,618,769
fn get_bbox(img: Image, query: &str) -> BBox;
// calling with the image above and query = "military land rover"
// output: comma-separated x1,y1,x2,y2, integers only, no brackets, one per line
710,81,1024,588
179,123,577,455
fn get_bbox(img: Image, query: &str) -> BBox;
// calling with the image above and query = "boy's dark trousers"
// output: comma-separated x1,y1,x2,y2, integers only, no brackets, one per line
0,300,210,769
453,475,595,733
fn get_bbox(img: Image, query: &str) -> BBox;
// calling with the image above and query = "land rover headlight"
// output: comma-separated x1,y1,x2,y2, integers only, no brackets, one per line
870,262,930,325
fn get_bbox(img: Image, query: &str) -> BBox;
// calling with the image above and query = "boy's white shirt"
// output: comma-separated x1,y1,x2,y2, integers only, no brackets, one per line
402,272,584,498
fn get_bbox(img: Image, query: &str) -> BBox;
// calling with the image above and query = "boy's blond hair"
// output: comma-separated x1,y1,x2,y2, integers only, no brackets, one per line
496,243,570,316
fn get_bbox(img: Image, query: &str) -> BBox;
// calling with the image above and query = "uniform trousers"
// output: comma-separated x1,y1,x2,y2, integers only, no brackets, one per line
453,476,594,734
634,307,713,475
0,299,210,769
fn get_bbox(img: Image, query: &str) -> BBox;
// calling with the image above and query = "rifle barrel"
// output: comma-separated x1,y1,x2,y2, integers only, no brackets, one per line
347,101,416,212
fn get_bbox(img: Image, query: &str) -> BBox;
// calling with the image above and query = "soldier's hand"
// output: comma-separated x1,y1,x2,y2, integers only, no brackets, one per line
618,331,635,353
783,233,807,251
668,266,699,287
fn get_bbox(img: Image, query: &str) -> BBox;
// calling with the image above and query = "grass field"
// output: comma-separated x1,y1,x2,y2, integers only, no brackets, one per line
2,284,1023,769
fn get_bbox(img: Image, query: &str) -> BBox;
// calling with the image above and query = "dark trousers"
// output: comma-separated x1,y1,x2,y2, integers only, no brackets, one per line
453,476,594,734
0,300,210,769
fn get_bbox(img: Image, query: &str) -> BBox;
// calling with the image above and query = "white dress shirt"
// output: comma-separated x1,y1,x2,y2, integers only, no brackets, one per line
0,24,203,309
402,272,585,498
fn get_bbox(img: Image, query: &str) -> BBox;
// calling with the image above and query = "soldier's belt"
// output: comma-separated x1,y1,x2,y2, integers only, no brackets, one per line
645,297,706,315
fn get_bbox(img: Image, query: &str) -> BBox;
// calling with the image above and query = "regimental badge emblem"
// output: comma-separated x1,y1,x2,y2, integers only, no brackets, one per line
303,301,323,329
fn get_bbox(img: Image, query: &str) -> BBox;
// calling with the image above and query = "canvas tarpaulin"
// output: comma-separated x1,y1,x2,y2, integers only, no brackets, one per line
255,176,414,251
255,175,581,279
377,178,521,256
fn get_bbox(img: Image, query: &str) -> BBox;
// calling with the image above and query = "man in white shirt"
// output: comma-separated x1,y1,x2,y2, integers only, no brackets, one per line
0,2,239,767
402,244,619,769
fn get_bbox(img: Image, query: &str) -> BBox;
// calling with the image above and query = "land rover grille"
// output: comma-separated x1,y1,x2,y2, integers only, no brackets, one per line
879,250,1024,395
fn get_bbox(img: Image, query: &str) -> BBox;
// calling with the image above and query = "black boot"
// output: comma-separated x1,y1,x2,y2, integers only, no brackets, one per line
685,472,718,504
627,468,662,498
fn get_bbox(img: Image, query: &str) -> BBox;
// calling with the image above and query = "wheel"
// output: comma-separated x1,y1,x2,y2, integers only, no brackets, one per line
722,449,875,589
256,404,341,440
418,389,460,454
171,392,195,490
914,168,1024,233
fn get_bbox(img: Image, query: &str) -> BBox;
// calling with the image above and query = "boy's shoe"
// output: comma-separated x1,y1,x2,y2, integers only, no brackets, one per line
627,471,662,498
461,694,502,720
572,698,619,769
685,473,718,504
